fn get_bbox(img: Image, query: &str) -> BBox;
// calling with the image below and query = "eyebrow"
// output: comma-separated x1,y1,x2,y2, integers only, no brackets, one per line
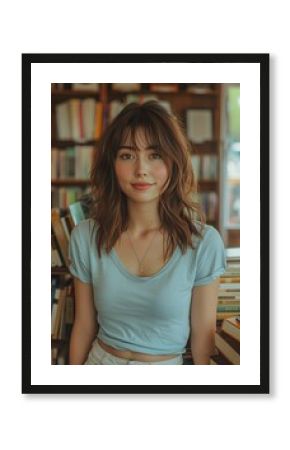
118,144,159,151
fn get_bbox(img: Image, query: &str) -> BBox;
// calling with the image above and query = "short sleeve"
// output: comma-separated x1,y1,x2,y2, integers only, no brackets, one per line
68,222,92,284
194,225,226,286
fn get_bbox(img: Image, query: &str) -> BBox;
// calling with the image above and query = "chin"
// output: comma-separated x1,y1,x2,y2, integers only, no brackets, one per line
127,193,159,204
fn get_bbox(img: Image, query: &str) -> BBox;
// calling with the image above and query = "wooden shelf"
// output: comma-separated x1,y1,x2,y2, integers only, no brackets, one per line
108,88,217,96
51,139,98,148
51,267,70,275
51,89,100,100
190,140,219,154
52,179,89,186
198,180,218,191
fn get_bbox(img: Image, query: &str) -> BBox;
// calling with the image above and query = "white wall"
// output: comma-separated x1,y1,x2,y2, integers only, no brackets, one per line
0,1,284,450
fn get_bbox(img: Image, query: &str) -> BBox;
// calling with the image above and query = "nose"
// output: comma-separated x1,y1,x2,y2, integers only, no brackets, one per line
134,155,149,177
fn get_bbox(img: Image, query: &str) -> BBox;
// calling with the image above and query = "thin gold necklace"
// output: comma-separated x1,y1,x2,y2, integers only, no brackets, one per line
126,228,160,275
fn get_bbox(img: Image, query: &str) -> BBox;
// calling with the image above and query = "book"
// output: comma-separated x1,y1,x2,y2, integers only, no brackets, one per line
51,346,58,364
60,216,71,241
220,276,240,283
51,233,64,267
112,83,141,92
216,311,240,321
214,330,240,364
109,100,125,123
72,83,99,92
218,299,240,305
217,247,240,322
68,201,87,226
51,148,59,179
51,276,59,311
94,101,103,139
226,247,240,261
149,83,179,93
198,191,218,221
186,109,213,143
52,285,71,340
51,209,70,267
82,98,96,140
69,99,83,142
51,285,66,339
217,304,240,313
63,212,75,234
210,353,231,365
218,292,240,299
56,102,71,140
125,93,158,104
51,185,86,209
201,155,218,180
75,145,94,179
219,283,240,290
191,155,201,180
221,316,240,342
65,292,75,325
186,83,214,94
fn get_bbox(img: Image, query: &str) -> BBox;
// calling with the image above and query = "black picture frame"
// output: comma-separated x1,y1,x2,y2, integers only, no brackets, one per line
22,53,269,394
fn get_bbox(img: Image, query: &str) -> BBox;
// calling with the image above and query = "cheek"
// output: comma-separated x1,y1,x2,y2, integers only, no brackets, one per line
114,163,131,182
154,163,169,184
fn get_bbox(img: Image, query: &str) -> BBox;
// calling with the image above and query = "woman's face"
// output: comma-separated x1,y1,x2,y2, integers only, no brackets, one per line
114,128,170,205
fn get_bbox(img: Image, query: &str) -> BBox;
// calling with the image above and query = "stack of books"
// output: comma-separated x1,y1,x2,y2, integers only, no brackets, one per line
51,196,90,364
183,247,240,365
51,194,91,270
51,280,74,341
55,99,103,141
211,248,240,364
217,248,240,320
210,316,240,365
51,277,75,364
183,316,240,365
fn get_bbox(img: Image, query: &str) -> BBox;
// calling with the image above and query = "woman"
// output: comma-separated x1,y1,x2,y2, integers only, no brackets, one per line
68,101,226,365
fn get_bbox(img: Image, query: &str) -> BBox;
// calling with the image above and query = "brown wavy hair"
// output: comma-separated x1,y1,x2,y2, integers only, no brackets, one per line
89,100,205,258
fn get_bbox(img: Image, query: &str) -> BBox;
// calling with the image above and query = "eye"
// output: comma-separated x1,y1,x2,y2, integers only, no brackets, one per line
118,152,135,160
150,152,162,160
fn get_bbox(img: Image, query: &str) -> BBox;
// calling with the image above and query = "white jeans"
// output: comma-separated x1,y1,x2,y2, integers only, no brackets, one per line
85,340,183,365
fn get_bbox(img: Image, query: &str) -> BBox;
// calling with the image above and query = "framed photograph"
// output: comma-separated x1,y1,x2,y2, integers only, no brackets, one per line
22,53,269,394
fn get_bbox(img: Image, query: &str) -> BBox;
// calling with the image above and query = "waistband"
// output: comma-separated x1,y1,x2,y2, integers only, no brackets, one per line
97,338,181,363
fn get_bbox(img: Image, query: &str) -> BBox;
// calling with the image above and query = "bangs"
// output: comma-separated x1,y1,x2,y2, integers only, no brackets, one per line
118,111,171,157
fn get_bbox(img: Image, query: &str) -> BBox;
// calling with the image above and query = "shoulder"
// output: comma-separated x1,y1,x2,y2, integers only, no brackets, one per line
192,222,223,249
70,218,97,243
200,224,223,243
192,223,226,285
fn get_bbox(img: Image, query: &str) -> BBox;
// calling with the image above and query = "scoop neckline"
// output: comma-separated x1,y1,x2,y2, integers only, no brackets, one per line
110,246,181,281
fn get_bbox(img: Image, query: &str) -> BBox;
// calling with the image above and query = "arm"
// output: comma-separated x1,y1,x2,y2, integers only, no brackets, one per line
190,278,219,365
69,277,98,365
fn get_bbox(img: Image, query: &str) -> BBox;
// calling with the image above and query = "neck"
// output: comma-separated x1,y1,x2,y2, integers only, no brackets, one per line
127,200,161,237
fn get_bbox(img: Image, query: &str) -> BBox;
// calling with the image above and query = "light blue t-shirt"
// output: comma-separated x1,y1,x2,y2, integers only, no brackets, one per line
68,219,226,355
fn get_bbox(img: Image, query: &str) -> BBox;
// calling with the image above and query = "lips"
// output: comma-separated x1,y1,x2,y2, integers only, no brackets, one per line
131,183,154,191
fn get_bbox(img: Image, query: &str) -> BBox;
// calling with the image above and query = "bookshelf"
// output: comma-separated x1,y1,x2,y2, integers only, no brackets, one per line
51,83,224,364
51,83,222,228
183,247,240,365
